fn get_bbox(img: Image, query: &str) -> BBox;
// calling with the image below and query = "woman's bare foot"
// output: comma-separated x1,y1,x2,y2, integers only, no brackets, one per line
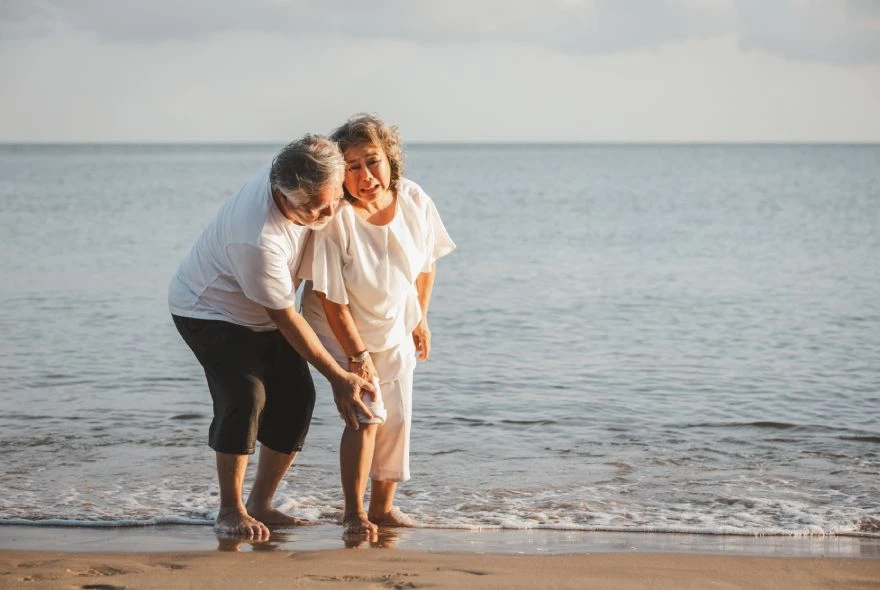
215,507,270,539
368,506,416,528
246,504,317,527
342,511,378,535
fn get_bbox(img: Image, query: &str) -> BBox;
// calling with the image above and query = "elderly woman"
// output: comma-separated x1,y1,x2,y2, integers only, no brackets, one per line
300,114,455,535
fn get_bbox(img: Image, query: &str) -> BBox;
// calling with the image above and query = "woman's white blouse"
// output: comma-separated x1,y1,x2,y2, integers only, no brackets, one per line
300,178,455,353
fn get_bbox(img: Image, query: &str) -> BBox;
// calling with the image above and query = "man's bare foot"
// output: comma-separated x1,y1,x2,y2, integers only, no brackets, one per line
246,504,317,527
342,511,378,535
215,507,270,539
368,506,416,528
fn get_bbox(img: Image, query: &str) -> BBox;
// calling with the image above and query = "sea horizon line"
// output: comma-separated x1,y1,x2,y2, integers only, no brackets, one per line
1,140,879,147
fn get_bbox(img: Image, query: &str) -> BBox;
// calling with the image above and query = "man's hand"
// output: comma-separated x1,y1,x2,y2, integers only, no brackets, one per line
330,372,375,430
262,305,376,429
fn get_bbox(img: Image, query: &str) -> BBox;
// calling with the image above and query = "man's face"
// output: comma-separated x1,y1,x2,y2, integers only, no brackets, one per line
283,178,344,230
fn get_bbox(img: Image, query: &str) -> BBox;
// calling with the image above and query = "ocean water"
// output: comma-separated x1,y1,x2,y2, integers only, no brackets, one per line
0,143,878,539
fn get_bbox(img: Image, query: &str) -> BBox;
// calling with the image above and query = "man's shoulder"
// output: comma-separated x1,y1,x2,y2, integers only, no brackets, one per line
217,164,273,236
230,163,272,206
258,220,310,256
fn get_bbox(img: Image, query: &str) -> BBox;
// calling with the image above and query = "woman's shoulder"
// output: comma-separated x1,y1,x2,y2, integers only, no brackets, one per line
314,200,356,239
397,177,434,209
336,199,357,220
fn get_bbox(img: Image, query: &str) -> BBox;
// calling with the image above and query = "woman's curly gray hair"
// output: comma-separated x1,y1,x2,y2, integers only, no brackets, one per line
331,113,404,197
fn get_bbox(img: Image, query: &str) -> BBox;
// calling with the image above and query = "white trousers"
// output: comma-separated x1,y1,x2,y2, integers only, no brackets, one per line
320,335,415,482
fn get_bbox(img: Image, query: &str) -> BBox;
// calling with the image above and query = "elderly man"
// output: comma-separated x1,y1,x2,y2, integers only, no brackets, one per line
169,135,374,539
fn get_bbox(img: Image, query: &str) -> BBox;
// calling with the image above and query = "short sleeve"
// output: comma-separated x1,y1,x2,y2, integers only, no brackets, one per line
422,196,456,272
225,242,296,310
308,221,350,305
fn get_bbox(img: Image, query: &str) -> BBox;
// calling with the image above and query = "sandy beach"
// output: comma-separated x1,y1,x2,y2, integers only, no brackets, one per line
3,547,879,589
1,526,878,589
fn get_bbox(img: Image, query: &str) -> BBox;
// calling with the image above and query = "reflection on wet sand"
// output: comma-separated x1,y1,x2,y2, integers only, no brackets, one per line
216,526,401,552
217,536,278,552
343,528,400,550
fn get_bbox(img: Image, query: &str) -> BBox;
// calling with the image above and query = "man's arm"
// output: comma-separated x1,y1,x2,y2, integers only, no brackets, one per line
265,305,373,429
315,292,378,385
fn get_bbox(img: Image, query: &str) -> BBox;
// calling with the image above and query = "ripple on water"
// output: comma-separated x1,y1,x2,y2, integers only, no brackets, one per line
169,413,205,421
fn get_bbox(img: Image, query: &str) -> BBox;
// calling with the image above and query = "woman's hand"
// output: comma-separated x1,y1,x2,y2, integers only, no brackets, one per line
349,354,378,384
412,318,431,361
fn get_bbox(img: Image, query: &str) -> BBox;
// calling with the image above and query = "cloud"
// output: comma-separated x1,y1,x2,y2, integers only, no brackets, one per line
0,0,59,39
2,0,879,64
736,0,880,64
0,0,293,42
2,0,730,50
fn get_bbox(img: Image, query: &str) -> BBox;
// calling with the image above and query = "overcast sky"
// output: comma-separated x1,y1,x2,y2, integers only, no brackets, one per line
1,0,878,142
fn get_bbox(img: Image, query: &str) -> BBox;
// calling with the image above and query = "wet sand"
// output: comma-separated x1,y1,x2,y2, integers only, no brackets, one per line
1,525,878,589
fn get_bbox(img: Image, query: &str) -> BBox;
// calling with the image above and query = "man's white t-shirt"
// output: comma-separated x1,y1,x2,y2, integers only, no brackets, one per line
168,164,311,331
299,177,455,352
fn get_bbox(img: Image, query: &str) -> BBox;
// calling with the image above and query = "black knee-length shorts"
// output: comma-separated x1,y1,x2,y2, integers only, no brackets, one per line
173,315,316,455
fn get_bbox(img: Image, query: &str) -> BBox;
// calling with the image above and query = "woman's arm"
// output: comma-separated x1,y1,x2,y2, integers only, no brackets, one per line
315,291,378,383
412,262,437,361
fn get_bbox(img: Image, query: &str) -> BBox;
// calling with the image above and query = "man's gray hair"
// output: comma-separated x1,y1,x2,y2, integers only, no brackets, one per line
270,134,344,207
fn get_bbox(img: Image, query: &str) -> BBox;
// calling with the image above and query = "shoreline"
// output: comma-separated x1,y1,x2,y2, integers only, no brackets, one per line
1,524,878,557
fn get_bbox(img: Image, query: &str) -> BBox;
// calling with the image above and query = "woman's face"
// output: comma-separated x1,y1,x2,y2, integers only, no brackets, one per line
343,143,392,202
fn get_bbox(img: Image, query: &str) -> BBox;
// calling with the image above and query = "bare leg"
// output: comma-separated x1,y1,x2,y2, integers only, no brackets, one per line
368,480,416,527
245,445,313,526
215,452,270,539
340,424,379,535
